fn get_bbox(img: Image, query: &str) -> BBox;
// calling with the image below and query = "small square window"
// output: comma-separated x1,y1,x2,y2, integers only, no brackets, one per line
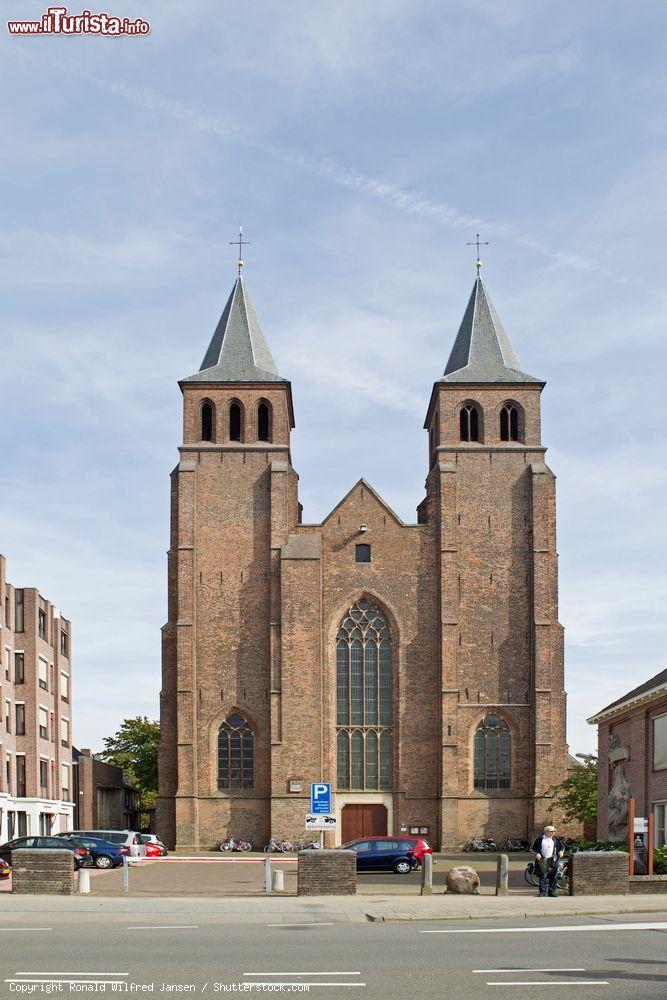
355,544,371,563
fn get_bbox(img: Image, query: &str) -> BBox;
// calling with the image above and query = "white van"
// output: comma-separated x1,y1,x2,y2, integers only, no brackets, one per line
64,830,147,858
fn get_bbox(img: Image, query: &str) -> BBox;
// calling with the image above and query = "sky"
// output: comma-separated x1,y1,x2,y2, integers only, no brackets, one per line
1,0,666,757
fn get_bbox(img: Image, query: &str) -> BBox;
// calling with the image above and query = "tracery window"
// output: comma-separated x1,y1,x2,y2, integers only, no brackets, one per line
336,601,392,790
500,403,520,442
460,402,481,442
217,713,254,790
474,713,511,790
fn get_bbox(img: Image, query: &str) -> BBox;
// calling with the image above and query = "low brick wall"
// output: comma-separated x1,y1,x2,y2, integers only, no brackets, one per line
569,850,629,895
297,849,356,895
629,875,667,894
12,849,75,895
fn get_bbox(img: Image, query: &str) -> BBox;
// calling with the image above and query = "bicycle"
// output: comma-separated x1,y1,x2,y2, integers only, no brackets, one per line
296,838,321,851
524,857,569,890
464,836,498,852
218,837,252,852
263,837,294,853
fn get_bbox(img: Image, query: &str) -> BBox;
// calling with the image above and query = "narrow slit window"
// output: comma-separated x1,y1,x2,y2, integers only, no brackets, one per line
201,401,214,442
257,402,271,442
229,402,242,442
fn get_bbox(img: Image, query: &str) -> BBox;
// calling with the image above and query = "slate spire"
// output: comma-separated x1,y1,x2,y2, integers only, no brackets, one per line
440,276,542,384
183,276,286,383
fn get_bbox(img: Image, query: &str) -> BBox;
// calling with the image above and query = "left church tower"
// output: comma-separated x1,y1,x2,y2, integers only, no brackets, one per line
157,274,297,851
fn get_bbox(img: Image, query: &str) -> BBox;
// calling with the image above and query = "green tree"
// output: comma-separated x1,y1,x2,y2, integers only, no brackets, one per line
98,716,160,807
547,753,598,824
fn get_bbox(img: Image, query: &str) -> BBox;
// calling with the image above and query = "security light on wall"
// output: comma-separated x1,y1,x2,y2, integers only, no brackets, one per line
359,524,367,533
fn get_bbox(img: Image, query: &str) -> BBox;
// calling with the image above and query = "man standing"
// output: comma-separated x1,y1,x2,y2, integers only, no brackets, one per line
531,824,566,897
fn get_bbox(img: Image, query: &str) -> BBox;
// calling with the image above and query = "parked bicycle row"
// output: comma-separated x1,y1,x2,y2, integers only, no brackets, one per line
216,836,321,852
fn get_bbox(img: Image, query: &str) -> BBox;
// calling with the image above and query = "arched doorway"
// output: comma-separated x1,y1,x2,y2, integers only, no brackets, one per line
341,803,387,842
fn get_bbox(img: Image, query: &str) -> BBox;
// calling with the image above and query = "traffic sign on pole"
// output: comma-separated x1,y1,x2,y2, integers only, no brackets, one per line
310,782,332,814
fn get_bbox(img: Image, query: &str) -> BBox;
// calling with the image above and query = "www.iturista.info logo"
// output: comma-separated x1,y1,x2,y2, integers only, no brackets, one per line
7,6,150,35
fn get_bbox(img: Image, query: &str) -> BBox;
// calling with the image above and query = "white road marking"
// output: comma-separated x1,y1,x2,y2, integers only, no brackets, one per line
487,982,609,988
266,923,334,928
244,972,361,977
127,925,199,930
421,921,667,934
474,969,586,974
0,928,53,932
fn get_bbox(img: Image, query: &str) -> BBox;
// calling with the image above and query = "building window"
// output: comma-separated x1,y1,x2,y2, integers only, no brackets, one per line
39,659,48,690
60,672,69,702
39,759,49,798
15,590,24,633
15,703,25,736
500,402,521,442
6,756,11,795
4,594,8,629
654,714,667,771
229,401,243,442
39,813,53,836
4,647,9,680
61,763,70,801
460,402,481,442
355,544,371,563
39,707,48,740
257,401,271,442
17,810,27,836
38,608,47,640
336,600,392,790
16,755,26,798
5,700,10,734
61,718,70,747
200,400,215,442
14,652,24,684
474,713,511,790
655,802,667,848
60,630,68,657
217,713,254,790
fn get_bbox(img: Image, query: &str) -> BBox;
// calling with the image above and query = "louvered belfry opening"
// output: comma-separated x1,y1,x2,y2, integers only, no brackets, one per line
336,601,392,791
460,402,481,442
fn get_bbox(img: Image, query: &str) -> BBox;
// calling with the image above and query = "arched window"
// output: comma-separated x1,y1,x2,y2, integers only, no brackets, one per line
257,401,271,442
474,713,511,790
500,403,521,442
336,600,392,790
217,713,253,790
229,402,243,442
201,401,214,442
460,402,481,442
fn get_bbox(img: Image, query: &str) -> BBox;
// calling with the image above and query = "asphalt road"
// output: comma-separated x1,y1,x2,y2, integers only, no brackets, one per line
1,911,666,999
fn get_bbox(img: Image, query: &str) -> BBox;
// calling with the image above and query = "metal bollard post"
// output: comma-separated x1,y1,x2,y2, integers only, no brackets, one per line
272,869,284,892
264,857,272,893
122,855,130,893
495,853,509,896
77,867,91,894
420,853,433,895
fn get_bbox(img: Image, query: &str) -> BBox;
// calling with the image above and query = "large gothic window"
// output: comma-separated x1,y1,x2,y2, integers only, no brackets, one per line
217,713,254,790
336,601,392,790
500,402,521,442
474,713,511,790
460,402,481,442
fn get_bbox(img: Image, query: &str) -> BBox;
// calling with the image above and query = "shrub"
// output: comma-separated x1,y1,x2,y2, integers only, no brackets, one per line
653,846,667,874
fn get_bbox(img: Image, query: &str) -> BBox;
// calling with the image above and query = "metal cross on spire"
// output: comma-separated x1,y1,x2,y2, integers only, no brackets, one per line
230,225,250,276
467,233,490,276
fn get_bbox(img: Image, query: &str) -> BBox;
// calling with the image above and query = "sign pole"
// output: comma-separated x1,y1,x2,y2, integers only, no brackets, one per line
648,811,655,876
628,797,635,878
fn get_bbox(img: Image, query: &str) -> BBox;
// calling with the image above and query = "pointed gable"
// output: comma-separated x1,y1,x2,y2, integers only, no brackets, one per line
440,276,542,384
322,479,406,527
182,277,287,383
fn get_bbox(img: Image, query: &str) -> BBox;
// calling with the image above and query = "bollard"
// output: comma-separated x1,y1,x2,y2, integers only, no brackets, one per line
272,869,284,892
77,867,91,894
420,853,433,895
122,855,129,893
495,853,509,896
264,857,272,893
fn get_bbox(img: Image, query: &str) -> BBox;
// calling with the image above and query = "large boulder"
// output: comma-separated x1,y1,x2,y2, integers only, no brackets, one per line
445,865,481,894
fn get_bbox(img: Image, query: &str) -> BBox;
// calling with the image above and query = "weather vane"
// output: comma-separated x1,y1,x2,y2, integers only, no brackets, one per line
230,225,250,276
467,233,489,276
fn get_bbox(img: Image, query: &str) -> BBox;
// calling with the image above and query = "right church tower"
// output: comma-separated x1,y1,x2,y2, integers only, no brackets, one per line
425,272,568,845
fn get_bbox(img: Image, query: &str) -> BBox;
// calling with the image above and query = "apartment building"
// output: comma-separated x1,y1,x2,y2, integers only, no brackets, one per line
0,553,74,841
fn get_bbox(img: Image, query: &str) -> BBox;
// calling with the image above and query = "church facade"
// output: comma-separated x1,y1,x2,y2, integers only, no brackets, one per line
157,269,569,851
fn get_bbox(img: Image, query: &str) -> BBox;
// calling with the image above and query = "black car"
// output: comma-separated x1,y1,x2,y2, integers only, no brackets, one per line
0,836,91,869
340,837,419,874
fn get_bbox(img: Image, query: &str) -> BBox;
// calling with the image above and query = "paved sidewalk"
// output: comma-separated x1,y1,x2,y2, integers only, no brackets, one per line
1,891,666,924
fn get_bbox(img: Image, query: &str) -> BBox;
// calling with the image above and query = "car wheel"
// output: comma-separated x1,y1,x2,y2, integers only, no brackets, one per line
393,859,413,874
95,855,113,870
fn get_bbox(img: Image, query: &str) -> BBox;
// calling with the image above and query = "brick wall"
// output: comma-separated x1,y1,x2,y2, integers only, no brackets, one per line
569,851,629,895
12,849,74,894
297,850,356,895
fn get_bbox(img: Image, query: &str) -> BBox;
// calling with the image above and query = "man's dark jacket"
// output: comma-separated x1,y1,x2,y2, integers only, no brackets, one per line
530,834,566,857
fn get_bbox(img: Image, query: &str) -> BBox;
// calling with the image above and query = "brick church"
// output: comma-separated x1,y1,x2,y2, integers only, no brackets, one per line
157,262,570,851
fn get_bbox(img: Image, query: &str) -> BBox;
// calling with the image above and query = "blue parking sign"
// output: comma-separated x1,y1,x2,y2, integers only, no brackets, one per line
310,782,332,814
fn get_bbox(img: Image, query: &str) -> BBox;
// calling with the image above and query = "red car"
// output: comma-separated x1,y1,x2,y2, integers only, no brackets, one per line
143,841,164,858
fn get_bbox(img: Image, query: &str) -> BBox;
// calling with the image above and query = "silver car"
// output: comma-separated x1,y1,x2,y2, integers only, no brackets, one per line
64,830,147,858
